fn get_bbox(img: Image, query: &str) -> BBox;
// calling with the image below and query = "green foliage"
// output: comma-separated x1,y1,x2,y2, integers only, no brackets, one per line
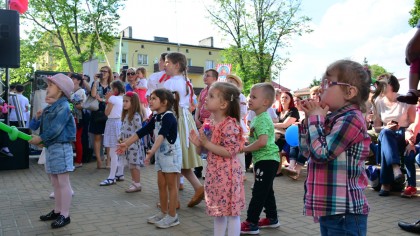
21,0,125,72
409,0,420,27
369,64,388,79
208,0,312,94
309,77,321,88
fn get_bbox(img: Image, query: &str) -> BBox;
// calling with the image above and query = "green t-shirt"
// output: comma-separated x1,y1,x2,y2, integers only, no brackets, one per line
249,111,279,164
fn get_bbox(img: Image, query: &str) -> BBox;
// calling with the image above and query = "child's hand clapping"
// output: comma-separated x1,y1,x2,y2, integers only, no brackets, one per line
189,130,202,147
301,99,329,118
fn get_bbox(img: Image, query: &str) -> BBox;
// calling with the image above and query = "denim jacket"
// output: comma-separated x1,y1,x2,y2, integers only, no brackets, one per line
29,97,76,147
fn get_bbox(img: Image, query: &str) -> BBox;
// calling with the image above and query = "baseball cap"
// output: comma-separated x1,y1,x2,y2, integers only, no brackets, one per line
43,73,74,99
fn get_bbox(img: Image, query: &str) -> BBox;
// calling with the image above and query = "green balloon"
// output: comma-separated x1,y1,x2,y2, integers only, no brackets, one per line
8,126,19,141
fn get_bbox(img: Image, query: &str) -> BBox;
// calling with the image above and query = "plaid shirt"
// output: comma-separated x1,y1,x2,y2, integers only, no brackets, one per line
299,104,370,217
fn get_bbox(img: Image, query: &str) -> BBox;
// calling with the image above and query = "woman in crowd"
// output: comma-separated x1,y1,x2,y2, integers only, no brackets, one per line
273,91,299,175
90,66,112,169
372,74,416,196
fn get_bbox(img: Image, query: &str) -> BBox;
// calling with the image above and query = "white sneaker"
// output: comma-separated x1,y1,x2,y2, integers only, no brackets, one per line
147,212,166,224
155,214,180,229
49,190,75,199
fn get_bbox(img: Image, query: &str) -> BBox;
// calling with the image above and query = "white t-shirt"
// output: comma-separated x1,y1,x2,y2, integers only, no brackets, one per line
9,93,29,122
239,93,248,133
247,107,277,122
374,96,414,128
147,71,165,96
107,95,123,119
138,78,148,88
163,75,192,108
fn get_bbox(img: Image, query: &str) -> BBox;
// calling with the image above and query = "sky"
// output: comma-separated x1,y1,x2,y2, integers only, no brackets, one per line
120,0,415,92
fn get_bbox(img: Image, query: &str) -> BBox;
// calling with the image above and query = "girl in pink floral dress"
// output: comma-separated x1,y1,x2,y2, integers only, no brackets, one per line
190,82,245,236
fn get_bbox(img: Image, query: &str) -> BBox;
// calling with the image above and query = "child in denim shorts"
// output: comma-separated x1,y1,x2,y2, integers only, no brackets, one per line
117,88,181,229
29,73,76,229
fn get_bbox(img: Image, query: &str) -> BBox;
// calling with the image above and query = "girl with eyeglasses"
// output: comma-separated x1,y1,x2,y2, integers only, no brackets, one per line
299,60,372,235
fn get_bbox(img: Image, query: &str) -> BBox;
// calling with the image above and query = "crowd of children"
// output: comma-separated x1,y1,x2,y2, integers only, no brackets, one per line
27,52,414,236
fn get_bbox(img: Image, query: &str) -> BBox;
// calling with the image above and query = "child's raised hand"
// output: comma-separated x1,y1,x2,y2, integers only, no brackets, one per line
301,100,329,117
189,130,202,147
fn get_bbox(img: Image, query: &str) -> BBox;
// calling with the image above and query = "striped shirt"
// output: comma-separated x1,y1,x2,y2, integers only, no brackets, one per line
299,104,370,217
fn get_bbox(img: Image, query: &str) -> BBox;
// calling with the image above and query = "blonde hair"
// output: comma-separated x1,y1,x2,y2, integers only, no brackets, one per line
324,60,370,112
251,83,275,105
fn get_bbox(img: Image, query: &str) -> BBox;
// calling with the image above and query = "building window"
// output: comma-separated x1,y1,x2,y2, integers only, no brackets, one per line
137,54,148,65
186,49,189,53
187,58,192,66
167,47,170,51
141,45,144,49
115,52,127,64
205,60,214,69
209,51,212,55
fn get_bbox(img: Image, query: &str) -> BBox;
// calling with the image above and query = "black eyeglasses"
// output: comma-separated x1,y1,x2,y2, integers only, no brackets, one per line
127,72,135,76
100,70,109,73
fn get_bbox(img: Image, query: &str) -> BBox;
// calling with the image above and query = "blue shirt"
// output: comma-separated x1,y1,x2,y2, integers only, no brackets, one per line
29,97,76,147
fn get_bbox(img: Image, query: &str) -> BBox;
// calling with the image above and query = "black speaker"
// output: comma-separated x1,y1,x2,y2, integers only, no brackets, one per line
0,128,29,170
0,9,20,68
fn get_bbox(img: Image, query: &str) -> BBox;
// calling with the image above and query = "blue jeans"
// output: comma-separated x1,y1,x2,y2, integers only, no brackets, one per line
289,146,307,166
319,214,368,236
377,128,405,184
405,145,420,187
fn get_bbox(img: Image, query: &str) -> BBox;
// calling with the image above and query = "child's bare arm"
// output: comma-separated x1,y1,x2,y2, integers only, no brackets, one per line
243,134,268,152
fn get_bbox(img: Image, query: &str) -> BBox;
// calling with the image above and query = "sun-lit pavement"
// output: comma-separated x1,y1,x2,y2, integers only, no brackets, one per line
0,157,419,236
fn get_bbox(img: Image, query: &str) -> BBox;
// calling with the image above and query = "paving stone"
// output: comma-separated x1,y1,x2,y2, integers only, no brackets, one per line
0,159,419,235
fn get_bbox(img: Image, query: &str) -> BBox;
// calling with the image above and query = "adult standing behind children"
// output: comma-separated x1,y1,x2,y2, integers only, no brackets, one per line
70,73,87,168
9,84,29,127
90,66,112,169
147,53,168,98
240,83,280,235
299,60,371,235
163,52,205,207
29,74,76,228
190,82,245,235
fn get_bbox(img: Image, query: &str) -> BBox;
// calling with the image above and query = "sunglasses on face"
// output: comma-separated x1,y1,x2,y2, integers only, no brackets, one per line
127,72,136,76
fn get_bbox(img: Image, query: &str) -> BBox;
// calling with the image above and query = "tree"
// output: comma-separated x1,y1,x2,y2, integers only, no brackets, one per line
409,0,420,27
308,77,320,88
369,64,388,79
207,0,312,93
22,0,125,72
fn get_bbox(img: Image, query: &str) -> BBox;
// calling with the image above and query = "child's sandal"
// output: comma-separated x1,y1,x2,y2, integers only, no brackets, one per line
115,175,125,181
99,179,115,186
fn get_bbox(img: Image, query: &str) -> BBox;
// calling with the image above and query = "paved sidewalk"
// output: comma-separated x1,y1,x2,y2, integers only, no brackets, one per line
0,158,419,236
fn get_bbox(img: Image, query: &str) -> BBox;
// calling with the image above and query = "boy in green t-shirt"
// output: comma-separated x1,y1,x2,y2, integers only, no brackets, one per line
241,83,280,235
